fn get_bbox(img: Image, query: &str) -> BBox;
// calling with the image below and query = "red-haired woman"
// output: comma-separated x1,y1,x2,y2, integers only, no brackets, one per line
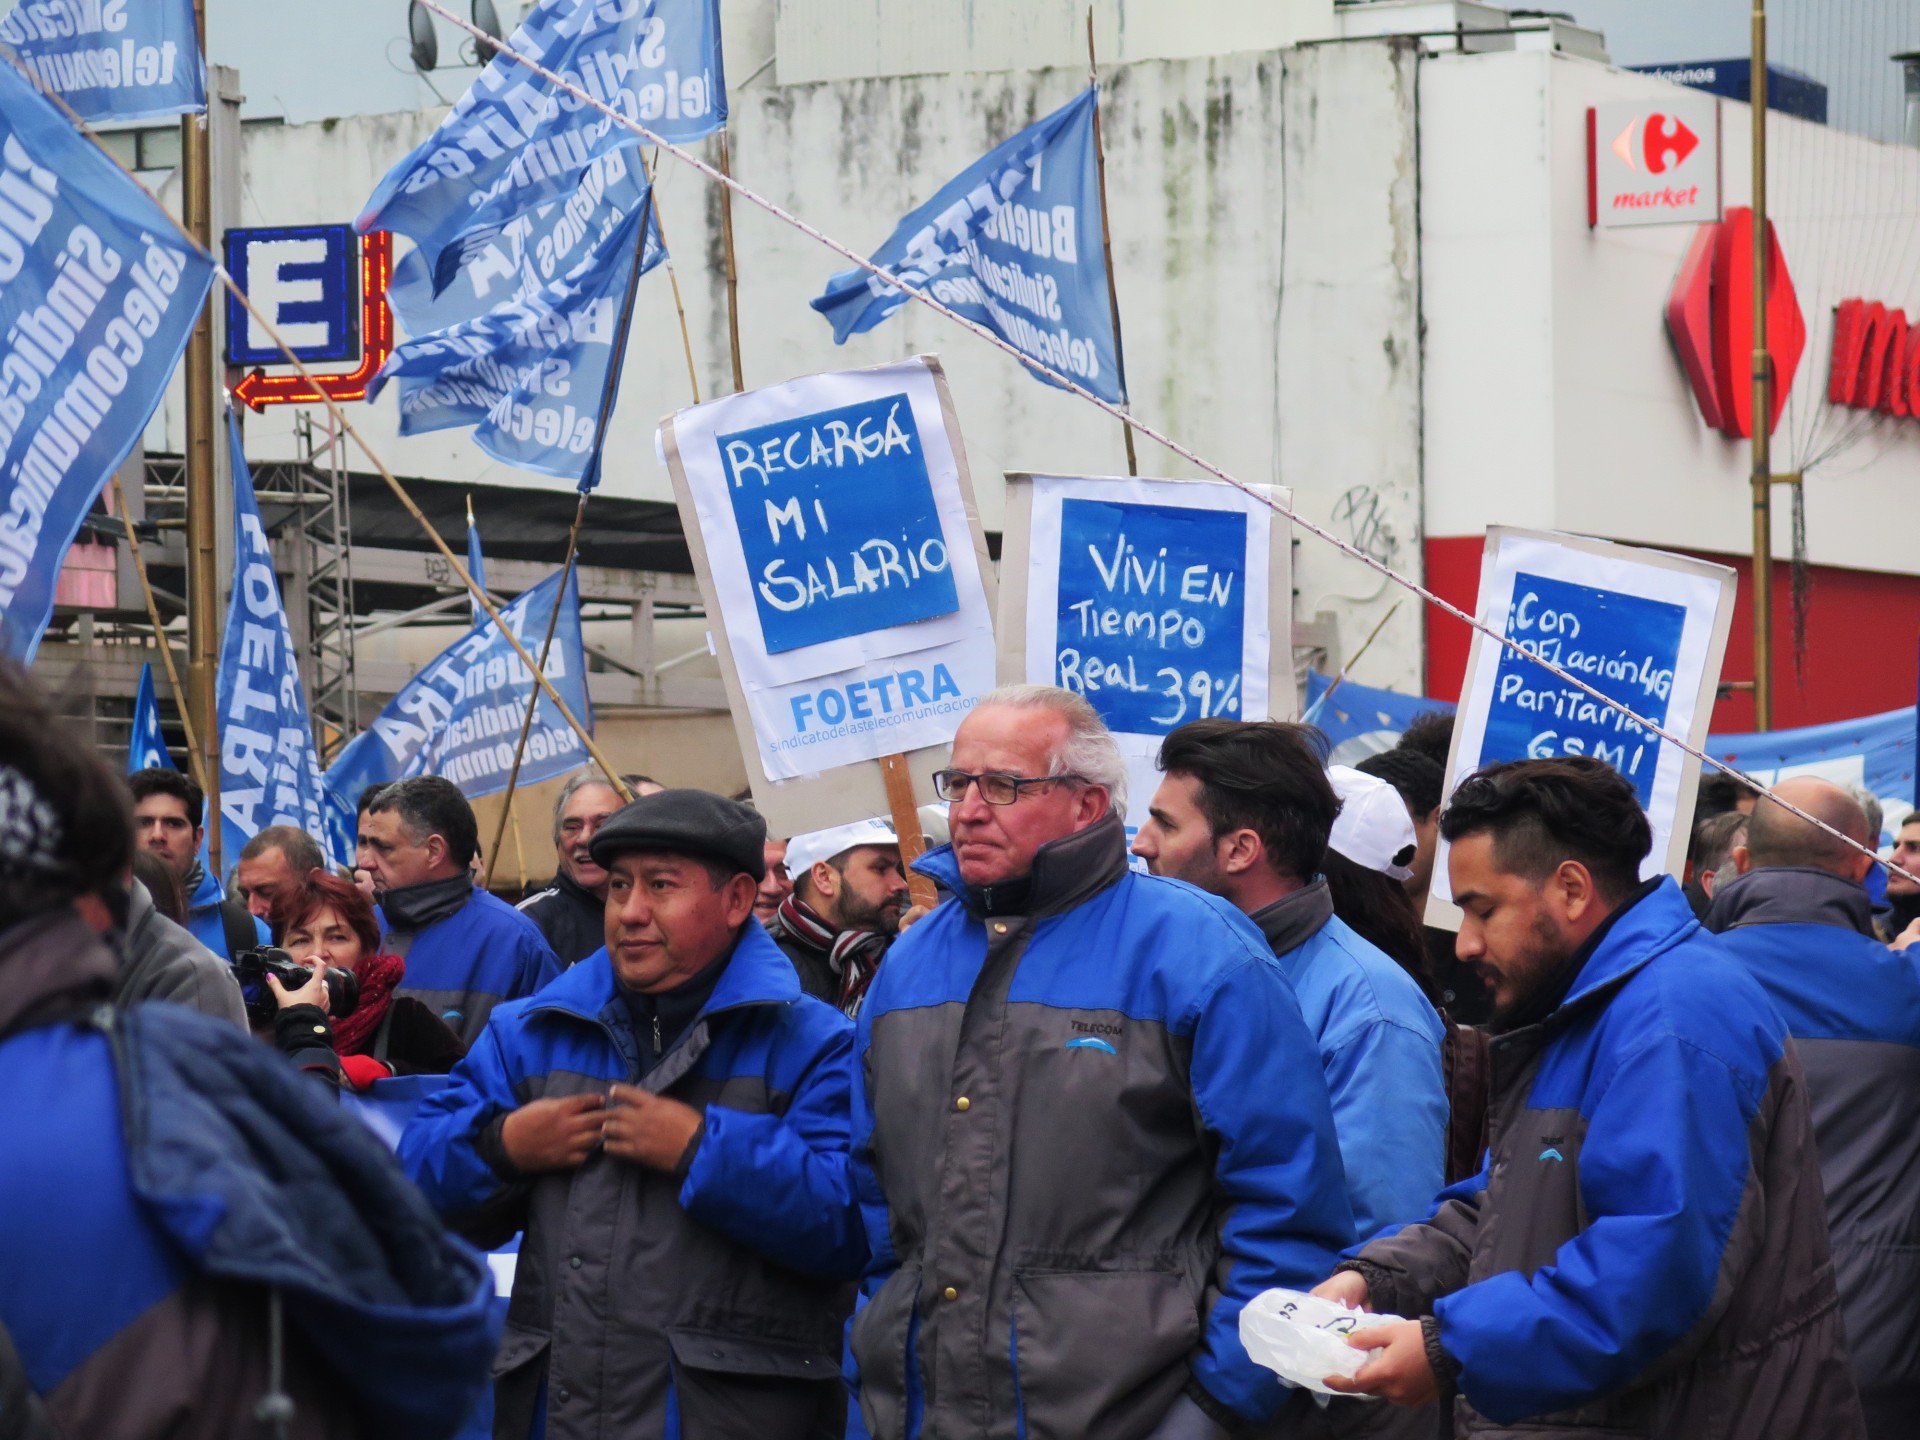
270,869,467,1091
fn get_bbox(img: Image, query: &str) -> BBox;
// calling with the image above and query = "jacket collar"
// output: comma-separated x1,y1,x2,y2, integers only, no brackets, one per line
379,873,473,931
184,859,222,914
533,915,801,1027
553,867,603,908
1704,865,1876,938
0,907,115,1040
1249,879,1336,956
1557,876,1697,1015
912,810,1129,920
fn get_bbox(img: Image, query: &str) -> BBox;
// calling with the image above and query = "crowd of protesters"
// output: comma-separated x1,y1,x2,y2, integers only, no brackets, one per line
5,655,1919,1440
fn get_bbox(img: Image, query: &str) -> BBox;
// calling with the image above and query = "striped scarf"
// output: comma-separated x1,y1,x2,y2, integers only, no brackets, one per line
772,894,891,1019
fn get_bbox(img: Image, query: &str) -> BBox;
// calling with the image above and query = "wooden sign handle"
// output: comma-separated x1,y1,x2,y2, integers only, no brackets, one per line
881,753,941,911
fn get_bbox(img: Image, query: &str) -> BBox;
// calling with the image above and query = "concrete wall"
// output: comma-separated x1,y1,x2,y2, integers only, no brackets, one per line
209,34,1431,698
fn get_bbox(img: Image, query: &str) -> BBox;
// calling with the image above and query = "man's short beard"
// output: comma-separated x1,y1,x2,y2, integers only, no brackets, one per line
839,887,904,936
1487,909,1579,1025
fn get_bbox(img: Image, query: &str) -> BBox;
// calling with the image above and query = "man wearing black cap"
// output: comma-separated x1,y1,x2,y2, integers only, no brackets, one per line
400,788,866,1440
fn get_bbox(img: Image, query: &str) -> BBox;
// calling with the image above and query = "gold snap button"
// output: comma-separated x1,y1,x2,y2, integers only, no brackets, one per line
942,1286,959,1302
955,1097,970,1112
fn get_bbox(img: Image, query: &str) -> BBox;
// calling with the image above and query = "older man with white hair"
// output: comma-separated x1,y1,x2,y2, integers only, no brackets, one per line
846,685,1353,1440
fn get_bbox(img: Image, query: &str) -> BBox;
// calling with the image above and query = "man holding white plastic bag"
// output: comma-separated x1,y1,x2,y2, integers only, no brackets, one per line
1311,758,1863,1439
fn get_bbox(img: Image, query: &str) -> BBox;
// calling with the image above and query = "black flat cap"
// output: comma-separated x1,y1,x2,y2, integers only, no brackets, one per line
588,788,767,880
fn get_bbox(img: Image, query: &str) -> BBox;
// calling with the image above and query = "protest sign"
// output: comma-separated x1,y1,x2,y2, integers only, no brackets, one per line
998,473,1287,829
215,416,345,868
812,88,1123,404
128,661,175,773
357,0,723,282
324,566,592,808
1429,528,1733,927
370,187,660,486
1,0,206,124
661,356,997,838
0,59,213,661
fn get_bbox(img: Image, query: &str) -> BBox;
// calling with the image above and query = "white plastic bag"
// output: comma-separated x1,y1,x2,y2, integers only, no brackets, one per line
1239,1288,1402,1397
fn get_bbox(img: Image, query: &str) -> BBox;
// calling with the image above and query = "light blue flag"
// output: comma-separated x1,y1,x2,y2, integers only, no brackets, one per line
0,0,206,124
214,413,344,868
368,187,661,487
0,60,214,661
811,87,1123,405
466,503,487,627
128,661,175,772
355,0,723,283
325,566,593,806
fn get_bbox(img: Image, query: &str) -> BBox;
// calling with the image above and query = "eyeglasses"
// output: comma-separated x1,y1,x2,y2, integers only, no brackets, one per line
931,769,1086,806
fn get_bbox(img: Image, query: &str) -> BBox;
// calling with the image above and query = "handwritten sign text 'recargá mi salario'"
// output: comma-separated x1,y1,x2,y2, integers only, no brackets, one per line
718,391,961,654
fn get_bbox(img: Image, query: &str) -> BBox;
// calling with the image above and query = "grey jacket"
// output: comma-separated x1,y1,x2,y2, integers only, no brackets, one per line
850,817,1354,1439
115,879,248,1028
1707,867,1920,1440
1347,881,1863,1439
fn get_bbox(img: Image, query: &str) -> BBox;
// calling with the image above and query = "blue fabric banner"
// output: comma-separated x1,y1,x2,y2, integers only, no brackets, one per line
355,0,723,282
369,186,661,487
324,566,593,807
214,414,344,868
127,661,175,772
1302,670,1917,846
811,87,1122,405
0,60,213,661
0,0,206,124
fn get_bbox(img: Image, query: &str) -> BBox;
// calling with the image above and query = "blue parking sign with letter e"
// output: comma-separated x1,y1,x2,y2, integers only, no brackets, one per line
224,225,360,365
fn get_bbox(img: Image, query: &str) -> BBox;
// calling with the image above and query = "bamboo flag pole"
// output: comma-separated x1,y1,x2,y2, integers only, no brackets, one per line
638,150,703,404
110,471,208,790
716,129,747,393
1087,9,1138,477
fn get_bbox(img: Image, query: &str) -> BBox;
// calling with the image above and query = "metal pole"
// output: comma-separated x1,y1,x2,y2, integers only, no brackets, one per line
181,0,222,867
1088,9,1137,477
716,129,746,393
1750,0,1773,730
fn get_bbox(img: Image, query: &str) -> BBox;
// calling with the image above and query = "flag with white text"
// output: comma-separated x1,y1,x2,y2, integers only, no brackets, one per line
369,186,660,486
215,414,343,868
811,88,1122,405
1,0,206,124
324,566,592,806
0,60,213,661
355,0,722,282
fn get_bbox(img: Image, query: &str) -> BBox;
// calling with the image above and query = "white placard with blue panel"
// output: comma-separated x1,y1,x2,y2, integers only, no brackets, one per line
999,473,1290,832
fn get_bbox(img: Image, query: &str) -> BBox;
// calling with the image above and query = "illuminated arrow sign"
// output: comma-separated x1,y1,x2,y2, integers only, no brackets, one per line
229,230,393,410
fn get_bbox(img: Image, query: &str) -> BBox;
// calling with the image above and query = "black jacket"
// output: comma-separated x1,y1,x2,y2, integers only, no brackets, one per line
516,869,606,968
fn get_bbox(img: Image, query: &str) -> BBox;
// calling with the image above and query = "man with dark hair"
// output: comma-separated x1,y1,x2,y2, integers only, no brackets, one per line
1396,710,1455,770
1881,812,1920,942
1316,757,1863,1439
1696,768,1757,824
401,788,864,1438
361,776,560,1044
1705,777,1920,1438
125,768,267,959
765,817,908,1014
1134,719,1446,1242
852,687,1353,1440
234,824,326,923
0,660,497,1438
517,768,628,966
1357,746,1492,1022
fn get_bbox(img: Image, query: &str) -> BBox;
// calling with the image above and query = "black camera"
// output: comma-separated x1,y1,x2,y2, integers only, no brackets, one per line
233,947,360,1026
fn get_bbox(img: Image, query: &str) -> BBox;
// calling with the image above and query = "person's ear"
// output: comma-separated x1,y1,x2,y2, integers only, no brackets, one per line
1731,844,1754,876
425,833,448,870
1848,849,1876,885
1554,859,1602,925
191,824,205,848
811,860,839,901
723,872,758,927
1216,827,1264,877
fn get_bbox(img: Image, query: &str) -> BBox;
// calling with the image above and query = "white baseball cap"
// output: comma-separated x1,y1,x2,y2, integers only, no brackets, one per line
1327,765,1418,881
785,817,901,877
